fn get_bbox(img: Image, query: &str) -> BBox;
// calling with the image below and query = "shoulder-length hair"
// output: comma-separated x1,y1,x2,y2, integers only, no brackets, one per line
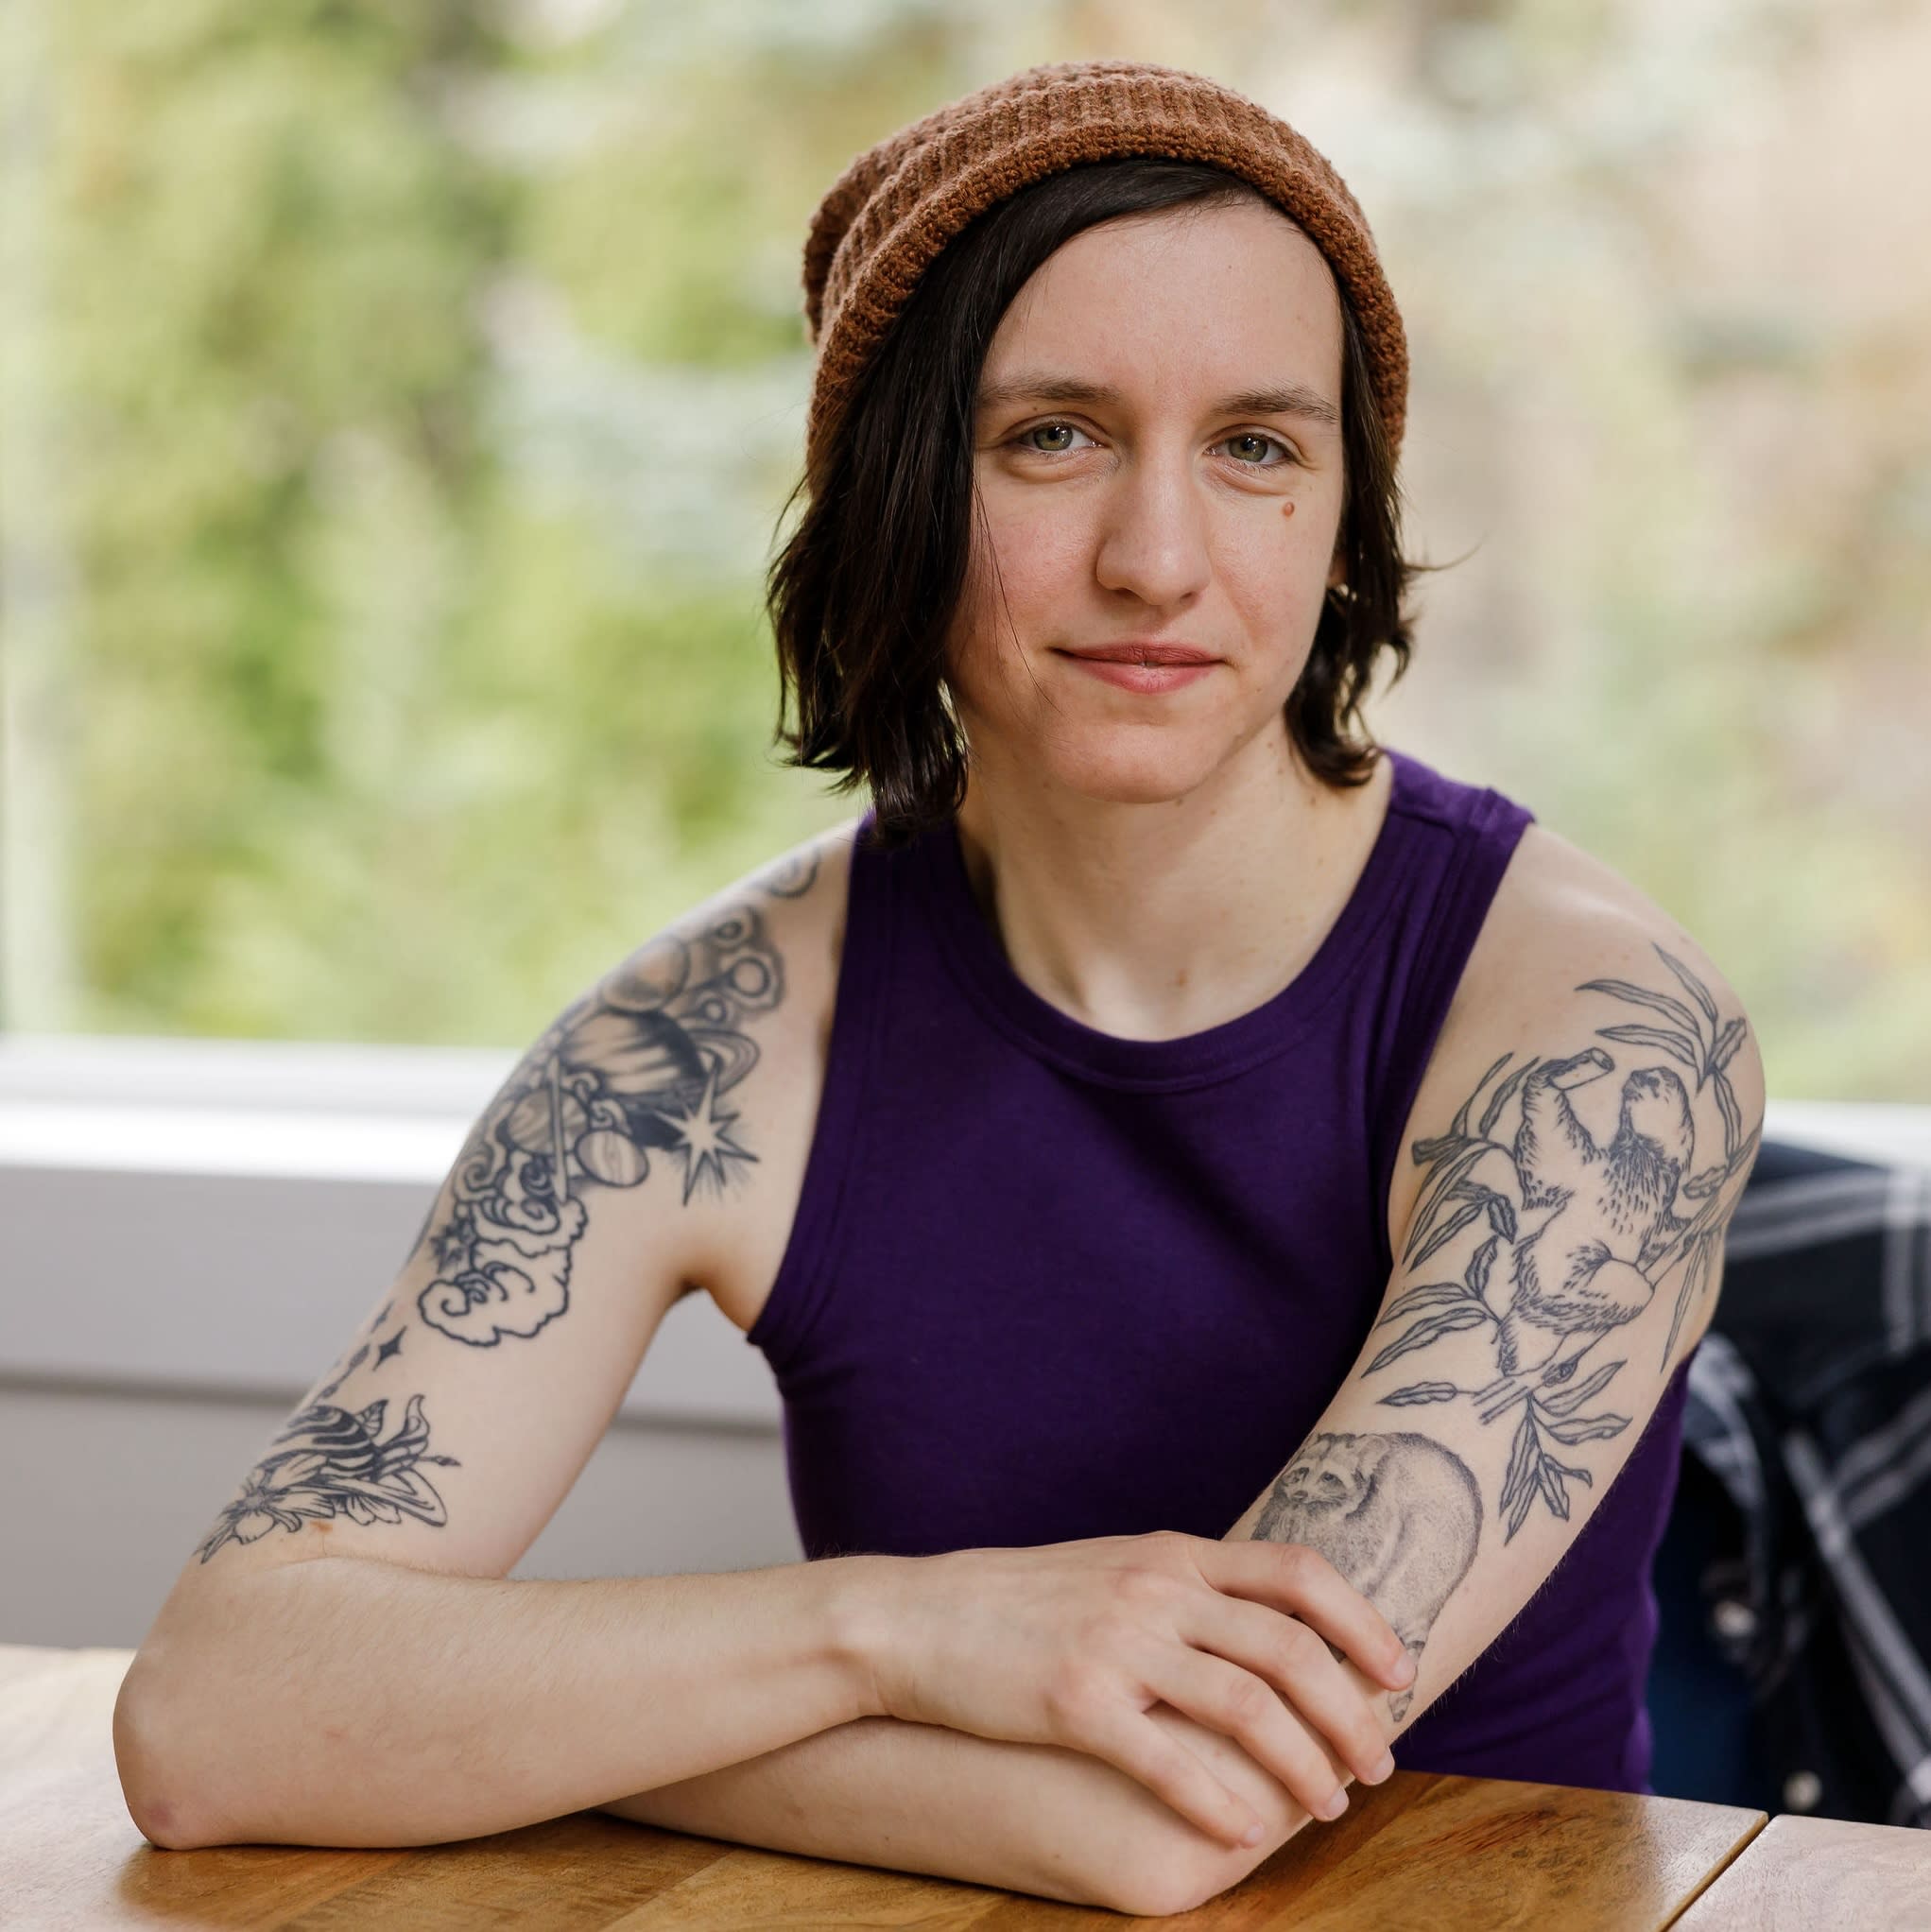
767,156,1436,847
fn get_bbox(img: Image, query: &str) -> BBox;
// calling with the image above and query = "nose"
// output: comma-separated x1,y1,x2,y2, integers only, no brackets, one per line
1092,445,1215,610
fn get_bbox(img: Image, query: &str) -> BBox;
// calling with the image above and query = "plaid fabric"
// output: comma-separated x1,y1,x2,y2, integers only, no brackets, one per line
1684,1135,1931,1828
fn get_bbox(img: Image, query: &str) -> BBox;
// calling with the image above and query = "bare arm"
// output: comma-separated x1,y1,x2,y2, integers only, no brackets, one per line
1172,919,1766,1911
117,1550,882,1849
110,824,1243,1910
601,1713,1180,1912
113,842,882,1852
590,1585,1305,1920
128,1535,1205,1911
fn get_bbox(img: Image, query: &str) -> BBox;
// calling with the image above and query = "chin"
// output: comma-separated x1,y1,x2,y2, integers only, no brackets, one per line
1035,731,1229,807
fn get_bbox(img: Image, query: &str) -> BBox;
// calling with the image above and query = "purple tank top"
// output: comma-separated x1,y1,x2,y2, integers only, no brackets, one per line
746,745,1695,1796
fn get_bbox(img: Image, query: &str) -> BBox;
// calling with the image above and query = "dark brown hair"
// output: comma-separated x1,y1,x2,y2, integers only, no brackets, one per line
767,156,1439,847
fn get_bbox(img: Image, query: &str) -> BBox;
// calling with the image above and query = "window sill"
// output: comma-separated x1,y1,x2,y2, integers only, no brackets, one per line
3,1033,1927,1424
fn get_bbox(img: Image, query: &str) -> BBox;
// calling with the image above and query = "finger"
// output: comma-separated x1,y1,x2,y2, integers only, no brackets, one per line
1186,1594,1397,1787
1052,1691,1270,1850
1142,1647,1353,1824
1194,1538,1415,1691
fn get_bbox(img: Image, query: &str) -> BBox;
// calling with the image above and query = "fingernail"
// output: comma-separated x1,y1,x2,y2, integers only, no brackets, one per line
1319,1788,1350,1820
1368,1750,1396,1784
1241,1821,1265,1846
1392,1653,1417,1684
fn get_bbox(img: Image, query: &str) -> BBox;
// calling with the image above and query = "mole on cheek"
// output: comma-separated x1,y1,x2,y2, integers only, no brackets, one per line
1282,501,1295,516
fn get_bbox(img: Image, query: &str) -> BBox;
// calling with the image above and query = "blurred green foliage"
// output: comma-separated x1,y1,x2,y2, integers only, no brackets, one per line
5,0,1927,1096
20,0,852,1045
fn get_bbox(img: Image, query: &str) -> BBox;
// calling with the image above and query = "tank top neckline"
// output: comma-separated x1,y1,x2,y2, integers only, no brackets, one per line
901,745,1424,1093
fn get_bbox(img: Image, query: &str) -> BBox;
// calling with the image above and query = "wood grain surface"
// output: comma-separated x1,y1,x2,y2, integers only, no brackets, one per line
10,1640,1915,1928
1672,1813,1931,1930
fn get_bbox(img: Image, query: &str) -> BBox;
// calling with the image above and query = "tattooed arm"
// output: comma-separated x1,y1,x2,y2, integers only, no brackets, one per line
1160,908,1765,1913
112,837,892,1850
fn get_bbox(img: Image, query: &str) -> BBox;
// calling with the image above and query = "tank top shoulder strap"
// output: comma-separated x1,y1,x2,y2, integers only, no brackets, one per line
1366,748,1537,1277
746,812,903,1368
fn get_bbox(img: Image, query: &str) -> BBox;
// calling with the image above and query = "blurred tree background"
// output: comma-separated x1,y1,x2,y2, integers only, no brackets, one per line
1,0,1925,1095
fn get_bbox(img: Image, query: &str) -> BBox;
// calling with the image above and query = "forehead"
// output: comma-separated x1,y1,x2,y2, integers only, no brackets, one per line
975,199,1343,417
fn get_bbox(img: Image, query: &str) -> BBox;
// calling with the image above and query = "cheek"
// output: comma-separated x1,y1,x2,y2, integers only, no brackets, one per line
1232,497,1324,584
1231,506,1335,651
946,508,1070,685
940,573,1013,719
974,501,1087,617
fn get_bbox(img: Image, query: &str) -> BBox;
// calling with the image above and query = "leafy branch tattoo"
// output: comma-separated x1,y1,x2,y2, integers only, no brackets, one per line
1372,943,1759,1541
1248,944,1758,1715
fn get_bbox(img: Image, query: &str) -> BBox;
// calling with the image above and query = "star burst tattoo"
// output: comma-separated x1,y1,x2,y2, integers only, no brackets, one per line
654,1060,756,1201
399,864,803,1349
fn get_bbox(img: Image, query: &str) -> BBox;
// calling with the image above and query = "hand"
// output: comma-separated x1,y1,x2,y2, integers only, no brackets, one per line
853,1530,1415,1850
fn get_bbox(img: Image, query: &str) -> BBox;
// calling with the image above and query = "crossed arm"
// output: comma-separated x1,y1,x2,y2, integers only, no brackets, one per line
598,922,1765,1918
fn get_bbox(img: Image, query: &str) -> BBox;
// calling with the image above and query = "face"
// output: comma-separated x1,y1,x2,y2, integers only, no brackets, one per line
948,195,1350,808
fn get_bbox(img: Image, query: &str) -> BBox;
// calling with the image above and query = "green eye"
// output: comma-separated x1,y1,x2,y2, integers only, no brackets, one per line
1221,431,1295,466
1009,422,1297,467
1015,422,1090,454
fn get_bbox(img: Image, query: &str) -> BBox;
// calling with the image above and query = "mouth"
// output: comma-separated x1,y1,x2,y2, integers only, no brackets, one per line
1053,647,1219,695
1059,643,1219,667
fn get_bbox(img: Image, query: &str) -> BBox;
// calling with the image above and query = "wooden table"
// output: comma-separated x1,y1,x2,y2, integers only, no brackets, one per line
5,1642,1924,1928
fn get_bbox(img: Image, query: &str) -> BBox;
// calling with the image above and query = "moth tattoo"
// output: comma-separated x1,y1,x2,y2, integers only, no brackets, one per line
197,1389,458,1562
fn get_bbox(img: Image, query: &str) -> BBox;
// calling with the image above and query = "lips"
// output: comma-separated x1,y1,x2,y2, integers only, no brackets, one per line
1057,653,1216,695
1058,643,1218,666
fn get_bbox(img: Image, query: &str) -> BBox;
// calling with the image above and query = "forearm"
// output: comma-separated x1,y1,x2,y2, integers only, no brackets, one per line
116,1550,876,1850
603,1716,1116,1907
599,1698,1320,1915
586,1523,1381,1914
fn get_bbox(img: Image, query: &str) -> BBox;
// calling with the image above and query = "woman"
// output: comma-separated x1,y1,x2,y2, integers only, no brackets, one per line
119,60,1762,1917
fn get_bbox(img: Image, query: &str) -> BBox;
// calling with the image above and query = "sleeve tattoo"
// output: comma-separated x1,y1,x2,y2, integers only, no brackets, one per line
195,853,819,1562
1249,943,1762,1719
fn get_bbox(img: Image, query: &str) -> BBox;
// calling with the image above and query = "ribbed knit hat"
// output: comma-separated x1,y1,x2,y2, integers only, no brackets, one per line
801,57,1408,489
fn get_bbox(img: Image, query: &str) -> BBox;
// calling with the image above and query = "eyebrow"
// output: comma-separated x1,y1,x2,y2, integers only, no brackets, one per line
974,371,1340,429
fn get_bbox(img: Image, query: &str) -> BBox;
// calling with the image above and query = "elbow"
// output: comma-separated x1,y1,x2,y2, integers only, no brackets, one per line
1095,1792,1317,1917
1099,1849,1238,1921
1100,1867,1215,1920
1078,1803,1303,1919
113,1657,228,1851
1104,1836,1293,1918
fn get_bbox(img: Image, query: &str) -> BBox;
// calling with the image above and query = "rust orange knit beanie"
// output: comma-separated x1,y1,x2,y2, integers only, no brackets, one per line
800,57,1409,488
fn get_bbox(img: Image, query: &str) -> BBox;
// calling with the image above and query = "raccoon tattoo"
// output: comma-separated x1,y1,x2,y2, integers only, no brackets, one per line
1250,1428,1482,1722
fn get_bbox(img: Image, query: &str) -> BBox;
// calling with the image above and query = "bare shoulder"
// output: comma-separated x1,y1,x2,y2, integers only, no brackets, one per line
1463,819,1739,1001
1384,817,1766,1296
645,815,864,1329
